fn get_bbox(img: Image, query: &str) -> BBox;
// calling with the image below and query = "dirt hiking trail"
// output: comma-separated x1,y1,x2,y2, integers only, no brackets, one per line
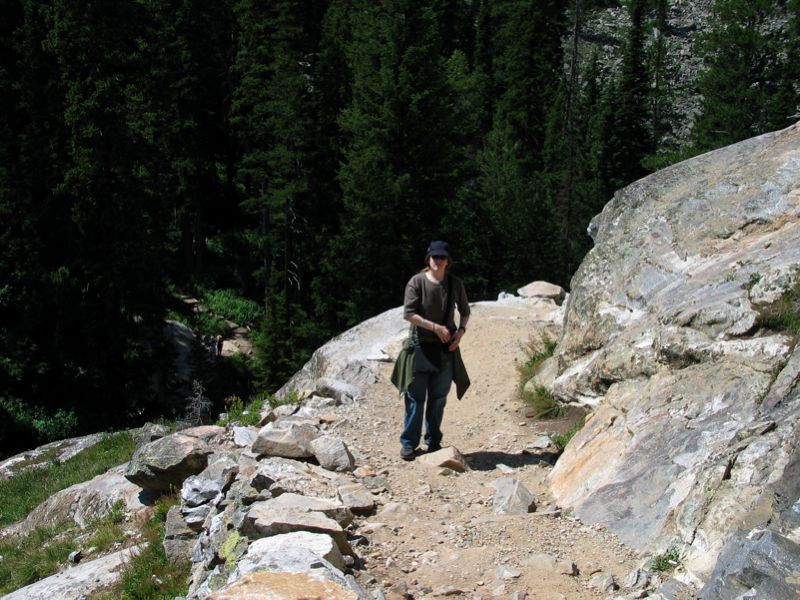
333,301,641,599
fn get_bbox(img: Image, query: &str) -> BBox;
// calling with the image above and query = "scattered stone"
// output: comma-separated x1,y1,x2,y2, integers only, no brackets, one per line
624,567,649,589
310,435,356,472
417,447,469,473
337,483,378,515
182,475,224,507
496,463,514,474
589,572,617,593
489,478,536,515
495,565,521,579
232,427,257,448
528,435,553,450
258,492,353,527
517,281,566,304
68,550,82,563
433,585,465,596
379,502,410,519
523,552,573,577
251,422,320,459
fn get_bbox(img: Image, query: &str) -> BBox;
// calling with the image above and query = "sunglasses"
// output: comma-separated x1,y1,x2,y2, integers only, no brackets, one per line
431,255,448,261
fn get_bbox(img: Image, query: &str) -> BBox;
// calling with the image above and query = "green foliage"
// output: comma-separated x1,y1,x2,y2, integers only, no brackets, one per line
692,0,795,153
522,384,564,420
518,335,561,419
217,394,263,426
200,288,263,326
0,431,136,527
0,397,78,446
651,546,681,572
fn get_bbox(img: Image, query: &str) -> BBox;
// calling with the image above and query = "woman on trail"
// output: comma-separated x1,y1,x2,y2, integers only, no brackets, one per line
391,240,471,461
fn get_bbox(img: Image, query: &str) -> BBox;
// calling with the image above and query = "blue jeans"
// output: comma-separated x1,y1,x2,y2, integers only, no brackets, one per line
400,358,453,450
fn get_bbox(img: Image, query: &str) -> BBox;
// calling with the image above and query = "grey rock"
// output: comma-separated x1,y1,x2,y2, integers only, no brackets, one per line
337,483,378,515
517,280,566,305
257,492,353,527
310,435,356,472
623,568,650,590
182,475,224,507
251,421,320,459
164,505,199,563
183,503,213,531
232,426,258,448
549,124,800,583
417,446,470,473
490,477,536,515
132,422,171,446
589,573,618,593
124,433,212,491
232,531,346,573
240,504,353,556
700,529,800,600
277,306,408,398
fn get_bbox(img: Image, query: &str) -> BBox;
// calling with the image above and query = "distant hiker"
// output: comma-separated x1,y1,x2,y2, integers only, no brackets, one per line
391,240,471,461
215,335,223,356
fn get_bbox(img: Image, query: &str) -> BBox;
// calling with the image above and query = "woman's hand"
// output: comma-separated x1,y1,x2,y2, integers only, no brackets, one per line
433,323,451,344
447,329,464,351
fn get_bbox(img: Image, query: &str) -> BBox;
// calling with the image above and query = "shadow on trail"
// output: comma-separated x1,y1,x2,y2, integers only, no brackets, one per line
464,450,559,471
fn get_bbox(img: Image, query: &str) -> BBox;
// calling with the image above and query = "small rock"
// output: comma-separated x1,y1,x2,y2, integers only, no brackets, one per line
495,564,521,579
68,550,82,563
589,572,617,593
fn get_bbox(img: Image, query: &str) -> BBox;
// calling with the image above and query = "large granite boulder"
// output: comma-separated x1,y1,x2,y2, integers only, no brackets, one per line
124,432,213,491
548,123,800,584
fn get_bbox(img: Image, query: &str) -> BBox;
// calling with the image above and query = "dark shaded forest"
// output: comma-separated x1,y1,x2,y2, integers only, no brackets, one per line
1,0,798,452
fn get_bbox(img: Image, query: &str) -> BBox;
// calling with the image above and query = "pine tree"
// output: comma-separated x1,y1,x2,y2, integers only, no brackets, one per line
0,0,172,438
333,0,460,324
692,0,786,152
602,0,652,191
232,0,329,388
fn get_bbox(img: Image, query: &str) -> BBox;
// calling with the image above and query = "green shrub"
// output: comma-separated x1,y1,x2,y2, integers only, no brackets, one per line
0,431,136,527
0,397,79,445
217,395,263,427
201,288,263,326
521,384,563,419
651,547,680,572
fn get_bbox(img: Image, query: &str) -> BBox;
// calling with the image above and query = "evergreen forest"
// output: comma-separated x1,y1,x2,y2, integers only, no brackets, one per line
1,0,798,453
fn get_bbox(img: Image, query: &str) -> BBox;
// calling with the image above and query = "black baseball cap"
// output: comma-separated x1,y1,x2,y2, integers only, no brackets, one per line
426,240,449,257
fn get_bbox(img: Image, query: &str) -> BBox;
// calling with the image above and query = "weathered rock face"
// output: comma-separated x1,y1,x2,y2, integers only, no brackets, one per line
549,123,800,584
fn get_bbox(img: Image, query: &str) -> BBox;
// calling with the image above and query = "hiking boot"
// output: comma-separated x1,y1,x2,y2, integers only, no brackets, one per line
400,447,415,461
426,443,442,453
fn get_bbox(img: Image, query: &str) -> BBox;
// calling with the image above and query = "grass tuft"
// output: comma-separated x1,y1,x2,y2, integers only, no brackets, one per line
651,546,680,572
93,494,189,600
521,384,564,419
